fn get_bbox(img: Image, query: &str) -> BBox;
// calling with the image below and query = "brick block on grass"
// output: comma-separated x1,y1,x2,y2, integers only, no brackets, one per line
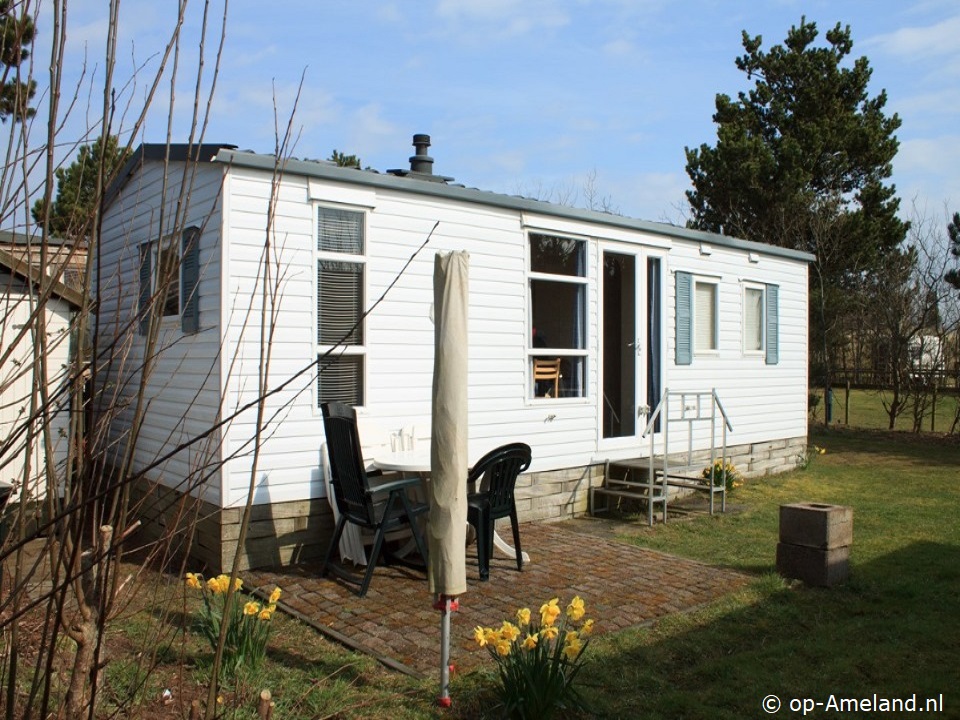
776,542,850,587
779,502,853,549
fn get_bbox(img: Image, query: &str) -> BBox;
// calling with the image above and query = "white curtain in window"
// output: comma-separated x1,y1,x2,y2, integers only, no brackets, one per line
745,287,763,351
695,282,717,351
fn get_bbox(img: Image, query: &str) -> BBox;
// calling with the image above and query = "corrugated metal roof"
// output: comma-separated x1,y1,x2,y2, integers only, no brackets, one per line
216,148,814,264
111,143,816,264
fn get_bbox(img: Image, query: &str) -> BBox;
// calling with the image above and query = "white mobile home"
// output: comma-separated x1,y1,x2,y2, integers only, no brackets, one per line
96,137,812,571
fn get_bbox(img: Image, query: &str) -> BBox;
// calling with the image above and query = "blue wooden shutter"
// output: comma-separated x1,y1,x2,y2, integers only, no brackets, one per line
138,243,151,335
765,283,779,365
675,271,692,365
181,226,201,334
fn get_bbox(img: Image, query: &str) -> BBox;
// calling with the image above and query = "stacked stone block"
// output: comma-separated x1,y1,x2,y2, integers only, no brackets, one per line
776,502,853,587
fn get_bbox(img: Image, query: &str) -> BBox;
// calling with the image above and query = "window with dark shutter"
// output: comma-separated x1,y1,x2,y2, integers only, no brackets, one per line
318,207,364,254
317,354,364,407
317,207,366,407
318,260,363,345
139,243,152,335
181,226,201,334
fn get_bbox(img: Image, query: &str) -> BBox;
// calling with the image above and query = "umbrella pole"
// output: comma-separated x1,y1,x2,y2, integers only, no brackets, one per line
434,594,459,708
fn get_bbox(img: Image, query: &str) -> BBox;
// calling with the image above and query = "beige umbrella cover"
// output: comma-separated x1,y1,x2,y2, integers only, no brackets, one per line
428,251,469,596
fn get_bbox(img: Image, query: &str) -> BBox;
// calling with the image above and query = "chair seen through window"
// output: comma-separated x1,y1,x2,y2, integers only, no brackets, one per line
533,357,562,398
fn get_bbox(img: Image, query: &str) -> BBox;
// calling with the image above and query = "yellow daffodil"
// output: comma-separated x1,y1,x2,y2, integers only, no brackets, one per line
567,596,585,622
473,626,488,647
581,618,594,635
516,607,531,626
495,638,512,657
500,621,521,642
268,586,282,604
206,576,223,594
540,625,559,641
243,601,260,616
522,633,538,651
563,635,582,660
185,572,202,590
540,597,561,627
259,607,274,621
484,628,500,646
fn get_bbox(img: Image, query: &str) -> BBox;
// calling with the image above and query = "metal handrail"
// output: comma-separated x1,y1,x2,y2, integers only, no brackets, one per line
637,387,733,524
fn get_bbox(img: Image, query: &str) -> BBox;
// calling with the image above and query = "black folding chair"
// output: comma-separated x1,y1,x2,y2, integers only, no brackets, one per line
320,402,428,597
466,443,532,581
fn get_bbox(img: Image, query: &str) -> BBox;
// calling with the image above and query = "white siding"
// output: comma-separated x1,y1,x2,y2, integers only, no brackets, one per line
100,156,809,511
95,160,225,504
217,165,809,509
662,243,808,457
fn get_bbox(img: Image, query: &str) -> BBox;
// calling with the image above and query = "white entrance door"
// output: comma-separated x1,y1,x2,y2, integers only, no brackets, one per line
599,247,664,450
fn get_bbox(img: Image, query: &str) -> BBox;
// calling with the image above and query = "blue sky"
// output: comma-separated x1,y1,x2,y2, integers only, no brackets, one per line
42,0,960,225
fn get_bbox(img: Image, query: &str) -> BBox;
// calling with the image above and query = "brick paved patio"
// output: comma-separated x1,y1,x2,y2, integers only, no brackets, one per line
246,518,750,678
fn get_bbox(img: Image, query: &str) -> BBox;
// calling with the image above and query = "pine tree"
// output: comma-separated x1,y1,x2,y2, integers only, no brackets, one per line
0,0,36,122
329,149,362,169
945,212,960,292
32,136,129,240
685,18,908,392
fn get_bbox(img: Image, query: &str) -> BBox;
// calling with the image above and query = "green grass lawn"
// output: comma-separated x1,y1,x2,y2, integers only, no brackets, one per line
817,386,960,432
92,427,959,719
583,427,960,719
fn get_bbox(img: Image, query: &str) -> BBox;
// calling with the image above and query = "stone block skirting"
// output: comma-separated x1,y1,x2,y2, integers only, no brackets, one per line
129,434,807,573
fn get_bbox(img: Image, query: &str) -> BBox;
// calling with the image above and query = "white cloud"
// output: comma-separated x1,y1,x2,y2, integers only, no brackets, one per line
375,3,405,24
895,135,960,210
434,0,570,39
602,38,636,58
865,15,960,60
616,170,692,223
344,104,403,159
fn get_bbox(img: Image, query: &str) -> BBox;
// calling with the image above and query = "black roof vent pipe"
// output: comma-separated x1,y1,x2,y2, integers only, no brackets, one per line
388,133,454,183
410,133,434,174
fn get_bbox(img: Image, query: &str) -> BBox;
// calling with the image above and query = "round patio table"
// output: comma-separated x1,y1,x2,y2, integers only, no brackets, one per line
372,450,530,563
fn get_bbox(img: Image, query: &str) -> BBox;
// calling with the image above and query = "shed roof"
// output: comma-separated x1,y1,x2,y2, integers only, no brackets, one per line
0,241,84,309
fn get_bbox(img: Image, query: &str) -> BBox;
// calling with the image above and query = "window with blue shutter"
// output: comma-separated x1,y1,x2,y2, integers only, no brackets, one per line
765,283,779,365
675,271,692,365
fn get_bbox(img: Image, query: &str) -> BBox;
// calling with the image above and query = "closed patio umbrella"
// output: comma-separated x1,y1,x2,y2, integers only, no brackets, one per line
429,250,469,707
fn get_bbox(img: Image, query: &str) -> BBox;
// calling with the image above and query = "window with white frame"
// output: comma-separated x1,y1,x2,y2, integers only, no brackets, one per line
743,281,779,364
694,280,718,353
141,237,180,317
316,206,366,406
743,284,765,353
138,226,201,335
528,232,587,399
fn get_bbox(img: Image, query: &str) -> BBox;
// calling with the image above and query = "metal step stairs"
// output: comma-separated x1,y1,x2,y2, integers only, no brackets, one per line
590,388,733,525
